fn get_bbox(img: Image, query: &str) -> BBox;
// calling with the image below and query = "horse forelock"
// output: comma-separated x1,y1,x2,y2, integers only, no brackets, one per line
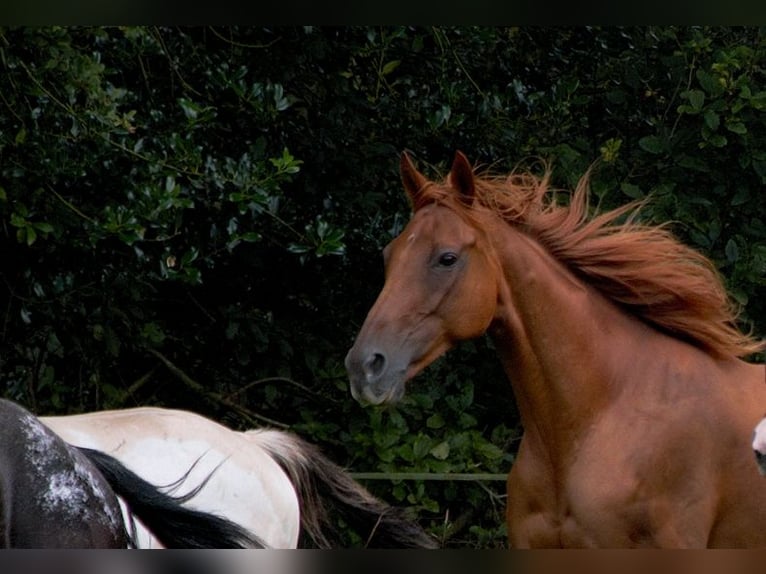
425,165,763,359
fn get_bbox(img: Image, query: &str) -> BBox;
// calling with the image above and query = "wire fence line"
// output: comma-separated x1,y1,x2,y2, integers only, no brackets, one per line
349,472,508,482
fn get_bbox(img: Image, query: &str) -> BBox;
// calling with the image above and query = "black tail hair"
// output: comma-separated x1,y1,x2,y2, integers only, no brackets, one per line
78,447,266,549
252,430,438,549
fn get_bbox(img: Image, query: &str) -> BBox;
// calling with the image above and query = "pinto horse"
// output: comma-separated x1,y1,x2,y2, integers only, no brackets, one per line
0,398,261,548
41,406,437,549
345,150,766,548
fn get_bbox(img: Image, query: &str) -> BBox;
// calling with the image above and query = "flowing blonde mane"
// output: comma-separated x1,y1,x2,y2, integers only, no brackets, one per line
460,168,763,359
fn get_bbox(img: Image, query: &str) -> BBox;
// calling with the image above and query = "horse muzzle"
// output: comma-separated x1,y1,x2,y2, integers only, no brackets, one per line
345,346,407,406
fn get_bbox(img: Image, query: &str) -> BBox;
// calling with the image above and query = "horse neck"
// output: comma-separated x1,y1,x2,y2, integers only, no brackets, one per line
485,221,647,447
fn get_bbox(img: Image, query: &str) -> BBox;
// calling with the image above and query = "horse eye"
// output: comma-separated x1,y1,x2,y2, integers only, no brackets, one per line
438,252,459,267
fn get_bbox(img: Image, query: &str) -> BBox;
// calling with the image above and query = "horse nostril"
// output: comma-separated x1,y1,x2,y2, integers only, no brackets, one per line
364,353,386,381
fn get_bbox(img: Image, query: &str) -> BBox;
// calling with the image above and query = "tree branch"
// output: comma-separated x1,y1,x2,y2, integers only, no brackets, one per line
147,348,289,429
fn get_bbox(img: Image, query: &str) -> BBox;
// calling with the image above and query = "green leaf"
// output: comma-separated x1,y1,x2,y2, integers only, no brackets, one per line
689,90,705,110
753,159,766,182
750,91,766,110
412,434,432,459
381,60,401,76
396,443,415,463
676,155,710,173
426,413,445,429
140,322,166,345
725,121,747,135
707,134,728,147
238,231,262,243
419,498,440,514
287,243,311,255
430,441,450,460
180,247,199,266
376,447,396,463
730,288,749,306
388,409,407,431
703,109,719,131
178,97,200,120
696,69,722,95
638,135,665,154
684,89,705,110
476,441,505,461
731,187,750,206
272,83,291,111
725,238,739,263
458,412,478,428
34,222,54,233
620,183,644,199
25,226,37,246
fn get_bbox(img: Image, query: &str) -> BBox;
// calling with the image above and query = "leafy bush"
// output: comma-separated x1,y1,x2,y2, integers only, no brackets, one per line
1,26,763,548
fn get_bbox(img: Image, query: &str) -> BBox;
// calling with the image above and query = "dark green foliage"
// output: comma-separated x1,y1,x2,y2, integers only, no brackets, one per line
1,26,764,548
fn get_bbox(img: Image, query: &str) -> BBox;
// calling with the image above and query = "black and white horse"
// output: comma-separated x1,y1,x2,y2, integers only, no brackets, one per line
41,406,437,548
0,398,262,548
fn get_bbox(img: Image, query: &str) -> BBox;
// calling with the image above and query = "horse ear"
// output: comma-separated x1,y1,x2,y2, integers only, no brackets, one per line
400,151,430,211
447,150,475,205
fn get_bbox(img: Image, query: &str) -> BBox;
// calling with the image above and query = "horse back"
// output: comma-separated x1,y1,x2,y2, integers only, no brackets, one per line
42,406,300,548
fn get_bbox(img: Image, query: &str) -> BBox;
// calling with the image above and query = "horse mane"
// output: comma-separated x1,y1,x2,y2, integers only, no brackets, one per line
450,166,763,359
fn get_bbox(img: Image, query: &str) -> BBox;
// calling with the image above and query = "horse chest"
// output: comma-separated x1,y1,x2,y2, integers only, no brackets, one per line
505,455,601,548
506,432,715,548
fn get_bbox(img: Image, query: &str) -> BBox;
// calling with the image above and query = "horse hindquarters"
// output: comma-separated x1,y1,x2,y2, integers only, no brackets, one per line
0,399,127,548
78,448,266,549
0,459,121,548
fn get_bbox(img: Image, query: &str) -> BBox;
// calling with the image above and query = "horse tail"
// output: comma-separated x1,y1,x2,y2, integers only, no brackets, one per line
77,447,266,549
245,429,438,549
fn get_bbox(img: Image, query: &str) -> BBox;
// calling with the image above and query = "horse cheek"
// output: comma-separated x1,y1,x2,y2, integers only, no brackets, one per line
448,265,496,341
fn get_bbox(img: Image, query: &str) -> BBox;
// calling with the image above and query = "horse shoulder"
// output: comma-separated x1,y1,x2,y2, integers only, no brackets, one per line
565,409,719,547
565,357,766,547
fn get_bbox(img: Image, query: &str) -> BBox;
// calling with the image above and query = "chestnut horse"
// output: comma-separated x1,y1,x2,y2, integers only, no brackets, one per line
345,150,766,548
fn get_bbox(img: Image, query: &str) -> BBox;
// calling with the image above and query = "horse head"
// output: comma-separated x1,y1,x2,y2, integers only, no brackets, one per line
345,151,500,406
